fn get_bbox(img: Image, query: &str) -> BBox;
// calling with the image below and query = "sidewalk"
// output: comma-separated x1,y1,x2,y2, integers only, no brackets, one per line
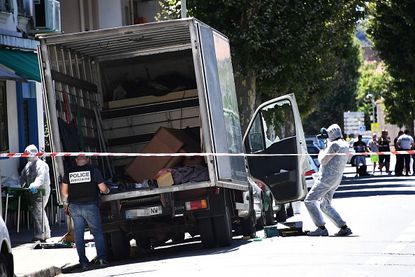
10,224,96,277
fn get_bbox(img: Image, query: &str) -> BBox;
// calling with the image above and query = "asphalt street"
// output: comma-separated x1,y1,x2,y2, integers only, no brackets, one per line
55,160,415,277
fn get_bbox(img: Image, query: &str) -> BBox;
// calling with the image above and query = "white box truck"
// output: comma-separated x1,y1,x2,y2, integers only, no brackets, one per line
37,18,308,260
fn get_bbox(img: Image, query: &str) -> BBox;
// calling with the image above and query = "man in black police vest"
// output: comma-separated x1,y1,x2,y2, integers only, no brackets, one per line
61,156,109,271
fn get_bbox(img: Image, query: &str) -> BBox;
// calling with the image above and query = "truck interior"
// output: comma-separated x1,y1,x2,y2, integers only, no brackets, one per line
99,49,202,173
41,20,209,185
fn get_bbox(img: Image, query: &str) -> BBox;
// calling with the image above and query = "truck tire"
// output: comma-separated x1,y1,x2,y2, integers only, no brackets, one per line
135,237,152,250
241,206,256,238
275,205,287,222
107,231,130,261
0,252,12,277
213,204,233,247
171,232,185,243
265,199,274,225
198,218,216,248
287,203,294,217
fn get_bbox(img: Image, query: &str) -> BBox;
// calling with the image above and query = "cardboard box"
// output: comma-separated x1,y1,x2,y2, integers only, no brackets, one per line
125,127,199,182
156,171,174,188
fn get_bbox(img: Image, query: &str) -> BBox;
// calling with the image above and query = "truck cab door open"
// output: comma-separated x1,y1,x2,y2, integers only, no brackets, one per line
243,94,308,204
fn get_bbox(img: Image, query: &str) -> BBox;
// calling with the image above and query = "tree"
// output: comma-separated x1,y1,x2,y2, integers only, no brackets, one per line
355,62,392,128
158,0,365,132
367,0,415,131
303,36,361,134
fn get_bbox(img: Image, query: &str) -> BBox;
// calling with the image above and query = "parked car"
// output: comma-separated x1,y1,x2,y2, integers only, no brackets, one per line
305,136,319,147
249,177,274,228
348,135,371,165
305,154,320,189
250,176,299,224
0,216,14,277
307,143,321,168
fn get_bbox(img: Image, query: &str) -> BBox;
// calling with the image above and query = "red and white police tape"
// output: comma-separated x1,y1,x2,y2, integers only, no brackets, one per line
1,150,415,158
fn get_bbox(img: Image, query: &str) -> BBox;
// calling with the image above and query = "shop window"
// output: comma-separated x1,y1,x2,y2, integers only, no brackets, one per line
0,81,9,152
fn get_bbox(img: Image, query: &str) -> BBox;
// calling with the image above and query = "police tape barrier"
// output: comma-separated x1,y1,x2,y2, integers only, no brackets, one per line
1,150,415,158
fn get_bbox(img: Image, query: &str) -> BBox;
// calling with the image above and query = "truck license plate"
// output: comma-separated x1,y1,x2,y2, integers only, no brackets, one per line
125,205,162,219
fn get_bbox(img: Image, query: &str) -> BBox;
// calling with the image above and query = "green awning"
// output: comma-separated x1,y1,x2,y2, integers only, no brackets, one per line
0,48,40,82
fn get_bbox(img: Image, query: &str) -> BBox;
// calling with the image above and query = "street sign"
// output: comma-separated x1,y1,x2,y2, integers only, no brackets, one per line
344,111,365,135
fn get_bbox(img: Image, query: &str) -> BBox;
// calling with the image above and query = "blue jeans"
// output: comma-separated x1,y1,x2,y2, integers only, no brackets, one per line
69,203,107,265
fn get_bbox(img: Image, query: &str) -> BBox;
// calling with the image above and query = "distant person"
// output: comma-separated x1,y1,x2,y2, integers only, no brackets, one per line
378,130,391,175
19,144,51,242
412,133,415,176
394,130,404,176
61,156,109,270
368,134,379,175
353,135,369,177
345,134,351,143
396,130,414,176
304,124,352,237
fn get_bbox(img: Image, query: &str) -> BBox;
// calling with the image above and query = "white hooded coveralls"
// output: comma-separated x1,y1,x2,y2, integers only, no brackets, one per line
304,124,349,228
20,145,51,240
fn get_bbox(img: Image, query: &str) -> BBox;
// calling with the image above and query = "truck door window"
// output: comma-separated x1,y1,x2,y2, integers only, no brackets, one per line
247,114,265,152
261,100,295,149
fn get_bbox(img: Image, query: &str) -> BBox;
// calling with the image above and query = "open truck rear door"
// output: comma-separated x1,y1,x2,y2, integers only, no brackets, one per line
243,94,308,204
195,22,247,187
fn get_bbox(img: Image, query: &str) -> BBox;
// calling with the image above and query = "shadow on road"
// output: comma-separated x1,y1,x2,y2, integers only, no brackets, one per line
342,177,412,184
334,175,415,199
337,184,413,191
62,235,252,274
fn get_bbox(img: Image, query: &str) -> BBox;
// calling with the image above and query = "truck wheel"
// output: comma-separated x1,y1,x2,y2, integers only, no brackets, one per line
171,232,185,243
265,198,274,225
287,203,294,217
0,252,11,277
275,205,287,222
135,237,152,250
213,204,233,247
198,218,216,248
107,231,130,261
256,209,266,230
241,207,256,238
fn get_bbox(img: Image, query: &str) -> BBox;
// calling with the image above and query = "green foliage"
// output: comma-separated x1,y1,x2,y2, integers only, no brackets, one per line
303,36,361,134
367,0,415,130
355,62,392,127
157,0,181,20
158,1,365,132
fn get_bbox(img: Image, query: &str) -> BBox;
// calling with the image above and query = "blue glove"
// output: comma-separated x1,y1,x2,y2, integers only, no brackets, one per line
29,187,38,194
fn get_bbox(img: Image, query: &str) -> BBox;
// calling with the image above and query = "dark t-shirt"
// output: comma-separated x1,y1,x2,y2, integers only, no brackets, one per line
353,140,367,153
62,164,105,204
378,137,390,152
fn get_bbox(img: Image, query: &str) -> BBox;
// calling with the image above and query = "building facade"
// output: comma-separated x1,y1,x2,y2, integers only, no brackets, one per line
0,0,160,181
0,0,61,181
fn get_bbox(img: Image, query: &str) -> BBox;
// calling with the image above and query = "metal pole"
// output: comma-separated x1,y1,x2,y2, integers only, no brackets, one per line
181,0,187,18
